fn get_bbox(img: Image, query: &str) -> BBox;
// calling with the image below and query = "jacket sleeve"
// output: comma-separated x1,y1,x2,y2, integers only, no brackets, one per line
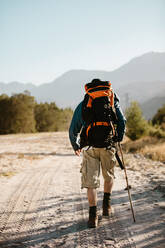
69,102,84,151
114,94,126,142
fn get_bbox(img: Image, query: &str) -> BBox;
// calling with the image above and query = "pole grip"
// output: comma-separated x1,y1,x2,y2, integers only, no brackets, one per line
115,151,124,170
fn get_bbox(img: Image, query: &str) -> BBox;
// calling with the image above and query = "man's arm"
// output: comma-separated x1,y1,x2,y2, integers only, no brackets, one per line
69,102,84,153
114,94,126,142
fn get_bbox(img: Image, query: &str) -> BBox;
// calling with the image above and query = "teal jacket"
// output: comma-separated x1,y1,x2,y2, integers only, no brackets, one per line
69,94,126,151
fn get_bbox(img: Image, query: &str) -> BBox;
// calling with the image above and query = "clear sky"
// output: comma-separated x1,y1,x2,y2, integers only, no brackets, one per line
0,0,165,85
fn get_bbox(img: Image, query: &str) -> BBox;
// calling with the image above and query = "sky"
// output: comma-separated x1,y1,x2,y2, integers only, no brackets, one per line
0,0,165,85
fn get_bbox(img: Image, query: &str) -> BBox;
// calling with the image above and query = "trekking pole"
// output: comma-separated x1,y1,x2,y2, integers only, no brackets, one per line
118,142,136,222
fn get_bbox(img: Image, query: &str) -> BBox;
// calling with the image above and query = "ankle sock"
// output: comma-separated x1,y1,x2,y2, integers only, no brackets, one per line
103,192,111,200
89,206,97,217
103,193,111,206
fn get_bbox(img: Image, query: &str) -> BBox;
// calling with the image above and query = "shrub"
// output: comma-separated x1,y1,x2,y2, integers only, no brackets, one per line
148,125,165,139
152,104,165,130
125,101,148,140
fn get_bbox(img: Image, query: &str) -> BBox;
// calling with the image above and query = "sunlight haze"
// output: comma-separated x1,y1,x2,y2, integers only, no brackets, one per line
0,0,165,85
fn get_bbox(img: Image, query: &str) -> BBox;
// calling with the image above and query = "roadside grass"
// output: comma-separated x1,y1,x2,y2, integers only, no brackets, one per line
17,153,40,160
26,155,41,160
17,153,24,159
122,136,165,163
140,143,165,162
0,171,15,177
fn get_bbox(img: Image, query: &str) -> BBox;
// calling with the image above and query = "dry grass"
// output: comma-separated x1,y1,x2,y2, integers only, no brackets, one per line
17,153,40,160
122,136,165,162
27,155,41,160
17,153,25,159
0,171,15,177
140,143,165,162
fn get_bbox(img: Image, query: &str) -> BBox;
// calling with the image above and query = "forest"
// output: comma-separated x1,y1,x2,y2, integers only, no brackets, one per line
0,92,73,134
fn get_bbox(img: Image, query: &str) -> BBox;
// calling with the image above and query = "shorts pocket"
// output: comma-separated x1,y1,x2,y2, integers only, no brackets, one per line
80,160,87,174
81,150,100,188
80,159,87,188
108,148,116,164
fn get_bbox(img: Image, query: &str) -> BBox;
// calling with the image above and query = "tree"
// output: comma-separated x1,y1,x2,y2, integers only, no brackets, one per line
0,93,36,134
9,94,36,133
0,93,73,134
34,103,73,132
0,94,12,134
35,102,60,132
125,101,148,140
57,108,73,131
152,104,165,130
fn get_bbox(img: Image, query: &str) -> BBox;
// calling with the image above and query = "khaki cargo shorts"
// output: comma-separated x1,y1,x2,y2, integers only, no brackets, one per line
80,147,116,189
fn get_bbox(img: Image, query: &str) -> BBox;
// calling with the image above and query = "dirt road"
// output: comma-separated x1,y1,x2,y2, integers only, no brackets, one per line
0,132,165,248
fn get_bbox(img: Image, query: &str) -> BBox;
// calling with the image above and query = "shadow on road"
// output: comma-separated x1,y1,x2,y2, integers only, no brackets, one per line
0,181,165,247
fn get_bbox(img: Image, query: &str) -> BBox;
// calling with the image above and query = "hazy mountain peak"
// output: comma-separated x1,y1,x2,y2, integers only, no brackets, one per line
129,51,165,63
0,51,165,118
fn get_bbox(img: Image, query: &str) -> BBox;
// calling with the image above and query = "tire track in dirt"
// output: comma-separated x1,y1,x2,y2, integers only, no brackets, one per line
14,169,49,236
50,157,82,247
0,157,63,247
0,157,68,248
105,213,134,248
0,170,43,244
0,174,31,235
20,159,63,246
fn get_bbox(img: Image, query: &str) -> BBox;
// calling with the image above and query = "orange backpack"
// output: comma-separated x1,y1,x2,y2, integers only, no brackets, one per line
80,79,117,148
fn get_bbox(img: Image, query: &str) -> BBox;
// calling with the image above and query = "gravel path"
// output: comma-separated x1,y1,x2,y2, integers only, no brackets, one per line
0,132,164,248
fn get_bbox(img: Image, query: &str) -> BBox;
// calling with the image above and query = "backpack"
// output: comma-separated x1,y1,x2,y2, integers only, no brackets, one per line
80,79,117,148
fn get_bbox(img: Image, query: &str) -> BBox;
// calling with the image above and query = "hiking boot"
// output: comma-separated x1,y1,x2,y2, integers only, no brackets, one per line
88,215,98,228
88,206,98,228
103,200,112,217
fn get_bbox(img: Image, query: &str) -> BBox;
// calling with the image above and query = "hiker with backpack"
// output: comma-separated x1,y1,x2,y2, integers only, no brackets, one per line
69,79,126,228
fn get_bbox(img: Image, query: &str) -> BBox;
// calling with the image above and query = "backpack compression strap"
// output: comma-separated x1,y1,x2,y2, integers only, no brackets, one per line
86,121,115,137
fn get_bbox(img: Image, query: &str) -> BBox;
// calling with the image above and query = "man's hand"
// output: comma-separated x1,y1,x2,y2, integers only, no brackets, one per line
75,149,81,156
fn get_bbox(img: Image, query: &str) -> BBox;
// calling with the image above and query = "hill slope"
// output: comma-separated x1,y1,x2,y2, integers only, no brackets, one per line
0,52,165,117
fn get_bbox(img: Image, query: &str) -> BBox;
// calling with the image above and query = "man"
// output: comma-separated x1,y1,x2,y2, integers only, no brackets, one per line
69,79,126,228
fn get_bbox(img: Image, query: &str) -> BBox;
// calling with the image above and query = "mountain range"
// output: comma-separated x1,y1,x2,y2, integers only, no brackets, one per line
0,51,165,119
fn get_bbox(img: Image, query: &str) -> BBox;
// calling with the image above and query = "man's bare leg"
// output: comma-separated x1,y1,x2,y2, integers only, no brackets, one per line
104,179,113,193
87,188,97,206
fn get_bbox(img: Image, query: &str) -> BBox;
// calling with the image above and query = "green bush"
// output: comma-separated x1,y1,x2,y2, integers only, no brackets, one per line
148,125,165,139
125,101,148,140
152,104,165,130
